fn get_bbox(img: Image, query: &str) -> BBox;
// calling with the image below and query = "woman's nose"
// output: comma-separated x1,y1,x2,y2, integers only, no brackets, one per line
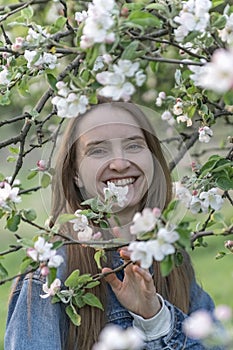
109,157,131,172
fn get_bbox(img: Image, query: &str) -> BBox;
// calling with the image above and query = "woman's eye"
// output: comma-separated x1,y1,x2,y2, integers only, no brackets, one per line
88,148,108,157
126,143,144,151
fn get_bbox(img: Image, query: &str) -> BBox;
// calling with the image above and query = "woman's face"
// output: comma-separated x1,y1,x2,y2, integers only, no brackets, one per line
75,105,154,213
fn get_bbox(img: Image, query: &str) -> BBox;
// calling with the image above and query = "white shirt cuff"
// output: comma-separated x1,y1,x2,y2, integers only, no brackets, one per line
129,294,171,341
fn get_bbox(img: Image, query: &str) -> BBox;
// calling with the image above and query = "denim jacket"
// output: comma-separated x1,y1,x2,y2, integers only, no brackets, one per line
5,250,221,350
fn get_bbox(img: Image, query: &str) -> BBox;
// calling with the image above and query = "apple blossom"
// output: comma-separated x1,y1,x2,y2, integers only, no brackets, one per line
173,99,183,116
130,208,158,236
93,324,144,350
189,195,202,214
183,310,214,339
218,13,233,45
75,10,88,24
104,182,128,208
47,254,64,268
40,278,61,299
70,210,89,231
161,110,175,126
26,25,50,42
77,226,93,241
129,241,154,268
11,37,25,52
176,114,192,127
194,49,233,93
52,91,89,118
214,305,232,322
198,126,213,143
24,50,57,69
0,182,21,208
37,160,46,171
174,0,212,42
199,188,224,212
0,66,10,85
175,182,192,208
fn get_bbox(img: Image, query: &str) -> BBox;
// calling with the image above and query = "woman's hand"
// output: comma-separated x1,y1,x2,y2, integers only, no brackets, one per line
102,247,161,319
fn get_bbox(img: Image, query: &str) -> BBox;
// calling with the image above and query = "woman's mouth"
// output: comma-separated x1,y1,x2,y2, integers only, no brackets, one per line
106,177,136,186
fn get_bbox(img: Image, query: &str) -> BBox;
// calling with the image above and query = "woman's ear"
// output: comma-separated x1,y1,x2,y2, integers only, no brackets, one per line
74,174,83,188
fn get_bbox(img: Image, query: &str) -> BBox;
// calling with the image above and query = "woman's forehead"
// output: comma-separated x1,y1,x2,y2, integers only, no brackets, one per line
77,104,142,137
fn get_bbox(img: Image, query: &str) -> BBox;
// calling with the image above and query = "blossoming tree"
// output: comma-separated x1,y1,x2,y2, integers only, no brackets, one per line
0,0,233,348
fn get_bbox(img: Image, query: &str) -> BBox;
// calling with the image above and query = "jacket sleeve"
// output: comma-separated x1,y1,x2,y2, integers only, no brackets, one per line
4,272,68,350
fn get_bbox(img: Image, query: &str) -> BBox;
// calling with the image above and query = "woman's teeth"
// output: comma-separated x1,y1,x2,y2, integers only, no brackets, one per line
108,178,135,186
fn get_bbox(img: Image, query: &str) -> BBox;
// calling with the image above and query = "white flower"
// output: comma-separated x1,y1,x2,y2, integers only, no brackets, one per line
26,25,50,42
174,0,211,42
77,226,93,241
198,126,213,143
161,110,175,126
135,70,146,87
93,324,144,350
52,92,89,118
130,208,158,237
195,49,233,93
183,310,214,339
189,195,202,214
129,241,154,269
173,99,183,116
219,13,233,45
177,114,192,127
0,182,21,207
70,210,89,231
12,37,25,51
199,188,224,211
40,278,61,299
48,254,64,268
104,181,128,207
80,0,116,49
214,305,233,322
175,182,192,208
93,56,105,71
27,236,54,262
0,66,10,85
75,10,88,23
24,50,57,69
115,60,139,78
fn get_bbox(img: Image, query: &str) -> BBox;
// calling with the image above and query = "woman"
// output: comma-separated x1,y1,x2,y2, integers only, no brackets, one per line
5,102,219,350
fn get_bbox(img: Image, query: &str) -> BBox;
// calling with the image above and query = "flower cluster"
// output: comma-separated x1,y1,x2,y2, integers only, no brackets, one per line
51,81,89,118
0,66,10,85
27,236,64,269
198,126,213,143
174,0,212,42
96,59,146,101
176,185,224,214
78,0,117,49
219,12,233,45
183,305,233,347
92,324,144,350
104,181,129,208
40,278,61,299
127,208,179,269
0,181,21,208
189,48,233,94
70,210,94,241
24,50,57,70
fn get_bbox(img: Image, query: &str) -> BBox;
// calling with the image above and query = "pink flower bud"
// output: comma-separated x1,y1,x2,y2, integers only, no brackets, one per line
214,305,232,321
192,190,198,196
93,231,102,240
40,265,50,276
152,207,161,217
225,240,233,252
37,159,46,171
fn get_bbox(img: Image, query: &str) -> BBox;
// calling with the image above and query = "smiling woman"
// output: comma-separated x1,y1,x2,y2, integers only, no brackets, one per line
4,102,222,350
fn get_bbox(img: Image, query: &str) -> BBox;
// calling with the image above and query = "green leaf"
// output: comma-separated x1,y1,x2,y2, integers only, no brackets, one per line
9,146,19,155
52,241,63,250
47,73,57,90
23,209,37,221
0,263,8,280
65,269,80,288
160,256,173,277
7,156,16,163
47,268,57,287
82,292,104,310
223,90,233,105
41,173,51,188
7,214,21,232
54,16,67,30
216,176,233,191
21,5,34,19
74,294,86,308
57,213,77,224
20,257,35,273
94,250,105,270
27,170,38,180
65,305,81,326
76,274,92,285
85,281,100,289
128,11,161,28
121,40,140,60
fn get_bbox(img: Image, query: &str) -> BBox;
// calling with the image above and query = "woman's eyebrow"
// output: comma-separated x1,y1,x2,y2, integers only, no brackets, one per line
85,136,146,148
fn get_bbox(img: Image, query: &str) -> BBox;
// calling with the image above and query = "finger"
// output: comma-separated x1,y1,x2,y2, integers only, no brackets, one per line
132,265,153,284
112,226,121,238
102,267,121,291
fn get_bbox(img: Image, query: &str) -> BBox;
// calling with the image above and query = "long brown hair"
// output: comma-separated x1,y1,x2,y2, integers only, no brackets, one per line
50,102,194,349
